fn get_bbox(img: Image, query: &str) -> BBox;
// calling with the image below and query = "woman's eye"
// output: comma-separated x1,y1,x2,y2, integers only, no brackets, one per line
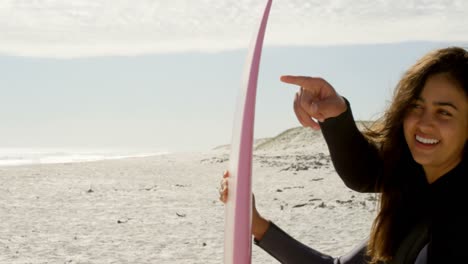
439,110,452,117
409,103,423,109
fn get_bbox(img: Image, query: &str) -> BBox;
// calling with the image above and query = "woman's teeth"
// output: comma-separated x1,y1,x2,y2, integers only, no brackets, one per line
416,135,439,145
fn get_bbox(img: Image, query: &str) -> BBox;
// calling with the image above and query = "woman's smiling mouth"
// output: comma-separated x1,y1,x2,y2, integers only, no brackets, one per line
415,135,440,145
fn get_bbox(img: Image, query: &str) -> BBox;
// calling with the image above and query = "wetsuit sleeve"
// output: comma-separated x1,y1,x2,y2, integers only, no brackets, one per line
320,98,383,193
255,222,369,264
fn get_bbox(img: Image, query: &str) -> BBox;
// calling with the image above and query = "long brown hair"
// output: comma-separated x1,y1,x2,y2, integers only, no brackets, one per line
365,47,468,263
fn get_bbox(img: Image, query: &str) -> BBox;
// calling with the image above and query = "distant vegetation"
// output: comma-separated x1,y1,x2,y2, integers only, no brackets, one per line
214,120,375,152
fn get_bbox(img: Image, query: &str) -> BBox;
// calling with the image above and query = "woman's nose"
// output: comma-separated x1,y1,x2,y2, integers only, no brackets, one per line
417,110,434,129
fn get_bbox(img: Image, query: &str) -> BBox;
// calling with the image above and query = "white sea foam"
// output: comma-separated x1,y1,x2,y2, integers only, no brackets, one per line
0,148,168,167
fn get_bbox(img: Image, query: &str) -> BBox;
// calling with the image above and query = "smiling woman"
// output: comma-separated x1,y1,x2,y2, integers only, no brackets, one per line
220,47,468,263
403,73,468,184
362,47,468,263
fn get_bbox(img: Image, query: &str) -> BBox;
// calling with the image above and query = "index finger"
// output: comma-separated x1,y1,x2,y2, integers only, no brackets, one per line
280,75,328,89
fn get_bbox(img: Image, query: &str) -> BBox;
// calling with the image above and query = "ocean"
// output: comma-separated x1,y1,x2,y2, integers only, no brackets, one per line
0,148,167,167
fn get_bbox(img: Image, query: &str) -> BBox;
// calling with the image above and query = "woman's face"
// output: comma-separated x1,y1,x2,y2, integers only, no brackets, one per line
403,73,468,182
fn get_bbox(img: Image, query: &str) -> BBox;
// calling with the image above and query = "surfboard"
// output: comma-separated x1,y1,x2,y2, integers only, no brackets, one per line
224,1,272,263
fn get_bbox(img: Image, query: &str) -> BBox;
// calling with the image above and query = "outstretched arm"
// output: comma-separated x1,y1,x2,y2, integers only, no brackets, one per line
281,75,383,192
256,222,370,264
320,99,383,193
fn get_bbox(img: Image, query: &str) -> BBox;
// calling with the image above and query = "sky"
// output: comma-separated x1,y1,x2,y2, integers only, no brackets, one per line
0,0,467,152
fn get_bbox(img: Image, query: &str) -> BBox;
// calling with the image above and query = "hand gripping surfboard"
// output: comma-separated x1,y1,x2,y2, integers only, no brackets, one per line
224,1,272,263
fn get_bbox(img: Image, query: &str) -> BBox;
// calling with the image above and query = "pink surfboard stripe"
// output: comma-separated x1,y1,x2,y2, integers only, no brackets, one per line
224,1,272,263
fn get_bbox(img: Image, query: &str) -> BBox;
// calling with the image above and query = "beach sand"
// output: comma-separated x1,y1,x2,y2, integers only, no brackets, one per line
0,127,377,263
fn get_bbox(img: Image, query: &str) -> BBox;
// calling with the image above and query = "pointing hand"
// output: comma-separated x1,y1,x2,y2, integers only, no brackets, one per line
281,75,347,130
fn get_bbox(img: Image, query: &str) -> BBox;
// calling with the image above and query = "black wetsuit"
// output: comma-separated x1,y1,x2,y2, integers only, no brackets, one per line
255,100,468,263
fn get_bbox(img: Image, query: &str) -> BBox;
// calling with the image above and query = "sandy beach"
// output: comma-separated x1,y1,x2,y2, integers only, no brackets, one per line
0,127,377,263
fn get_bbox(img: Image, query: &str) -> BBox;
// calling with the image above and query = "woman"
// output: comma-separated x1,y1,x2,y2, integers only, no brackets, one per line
220,47,468,263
